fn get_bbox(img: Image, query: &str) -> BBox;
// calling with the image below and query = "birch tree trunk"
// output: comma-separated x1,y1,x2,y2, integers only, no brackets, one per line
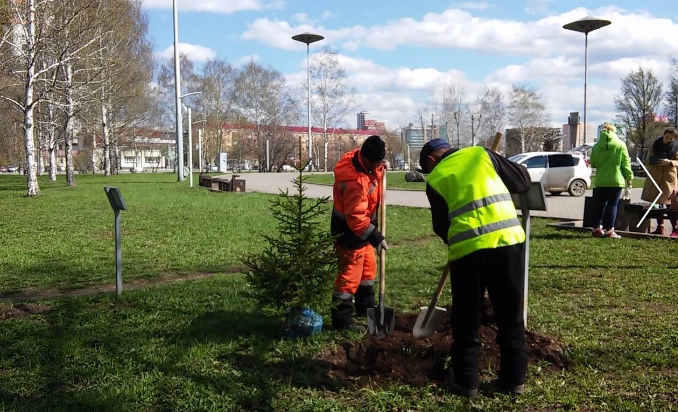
36,135,43,176
24,0,40,197
64,62,75,187
101,97,111,176
91,131,97,174
47,101,57,181
49,146,57,181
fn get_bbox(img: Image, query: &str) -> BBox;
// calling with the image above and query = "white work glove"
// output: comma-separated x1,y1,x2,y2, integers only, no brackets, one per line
375,239,388,254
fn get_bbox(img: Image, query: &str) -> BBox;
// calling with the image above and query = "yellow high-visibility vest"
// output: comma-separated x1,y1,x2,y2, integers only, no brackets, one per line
427,146,525,261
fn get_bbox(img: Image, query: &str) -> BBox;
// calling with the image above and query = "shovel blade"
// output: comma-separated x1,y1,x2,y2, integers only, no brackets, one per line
412,306,447,338
366,305,395,339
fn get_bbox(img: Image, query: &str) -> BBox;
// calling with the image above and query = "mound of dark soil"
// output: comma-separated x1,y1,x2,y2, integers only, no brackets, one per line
318,298,568,388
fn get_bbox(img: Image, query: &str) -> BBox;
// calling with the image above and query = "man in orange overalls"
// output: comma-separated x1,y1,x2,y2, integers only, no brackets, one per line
330,135,388,333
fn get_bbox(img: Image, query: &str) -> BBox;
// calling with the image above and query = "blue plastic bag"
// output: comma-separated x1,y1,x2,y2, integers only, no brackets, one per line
282,307,323,340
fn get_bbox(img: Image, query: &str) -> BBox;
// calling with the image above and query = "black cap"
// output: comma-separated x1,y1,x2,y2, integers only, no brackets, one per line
361,135,386,161
419,139,451,173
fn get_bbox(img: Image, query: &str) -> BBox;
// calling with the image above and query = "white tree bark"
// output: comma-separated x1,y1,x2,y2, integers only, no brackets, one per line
24,0,40,197
47,100,57,182
64,62,75,186
91,131,97,174
101,97,111,176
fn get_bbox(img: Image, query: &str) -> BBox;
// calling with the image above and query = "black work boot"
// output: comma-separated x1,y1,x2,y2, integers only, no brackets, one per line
331,295,366,333
354,284,376,318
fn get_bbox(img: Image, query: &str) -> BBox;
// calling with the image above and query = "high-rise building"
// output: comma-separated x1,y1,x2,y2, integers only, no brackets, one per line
356,111,386,131
357,111,368,130
562,111,596,150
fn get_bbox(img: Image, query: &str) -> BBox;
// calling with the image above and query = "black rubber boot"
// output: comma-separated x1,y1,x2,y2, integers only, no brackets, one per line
354,284,376,317
331,296,366,333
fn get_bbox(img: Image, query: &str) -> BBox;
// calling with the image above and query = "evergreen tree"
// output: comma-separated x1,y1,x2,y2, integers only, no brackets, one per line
243,140,337,320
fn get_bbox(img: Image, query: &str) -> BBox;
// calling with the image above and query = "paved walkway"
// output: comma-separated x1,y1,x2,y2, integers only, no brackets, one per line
220,172,645,220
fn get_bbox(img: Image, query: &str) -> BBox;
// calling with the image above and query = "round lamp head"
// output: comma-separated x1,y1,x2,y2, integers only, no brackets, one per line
563,16,611,34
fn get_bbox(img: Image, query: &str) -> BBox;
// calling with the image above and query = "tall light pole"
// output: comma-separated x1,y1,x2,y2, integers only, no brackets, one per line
172,0,183,181
179,91,202,187
292,32,324,171
563,16,611,145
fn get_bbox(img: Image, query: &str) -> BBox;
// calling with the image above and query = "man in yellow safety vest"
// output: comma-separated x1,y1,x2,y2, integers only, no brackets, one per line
419,139,532,398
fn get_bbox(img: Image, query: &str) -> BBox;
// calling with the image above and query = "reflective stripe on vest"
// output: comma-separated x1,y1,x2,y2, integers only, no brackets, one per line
427,146,525,261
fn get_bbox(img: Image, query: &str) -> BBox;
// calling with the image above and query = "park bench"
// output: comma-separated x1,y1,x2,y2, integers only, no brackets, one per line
198,174,246,192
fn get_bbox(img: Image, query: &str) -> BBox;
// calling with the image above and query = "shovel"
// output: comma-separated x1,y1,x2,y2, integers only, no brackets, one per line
367,171,395,339
412,263,450,338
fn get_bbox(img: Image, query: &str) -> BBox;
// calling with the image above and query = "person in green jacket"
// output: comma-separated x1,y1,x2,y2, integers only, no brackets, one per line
589,123,634,238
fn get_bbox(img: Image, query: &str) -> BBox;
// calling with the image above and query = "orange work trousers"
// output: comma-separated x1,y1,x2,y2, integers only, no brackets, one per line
333,244,377,299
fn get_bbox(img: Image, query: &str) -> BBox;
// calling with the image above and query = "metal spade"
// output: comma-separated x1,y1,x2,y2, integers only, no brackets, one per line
412,263,450,338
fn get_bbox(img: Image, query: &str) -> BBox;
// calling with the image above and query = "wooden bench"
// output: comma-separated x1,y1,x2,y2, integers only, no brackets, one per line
197,174,246,192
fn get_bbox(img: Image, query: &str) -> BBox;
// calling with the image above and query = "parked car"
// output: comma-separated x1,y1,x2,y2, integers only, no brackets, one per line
7,165,18,172
507,152,591,197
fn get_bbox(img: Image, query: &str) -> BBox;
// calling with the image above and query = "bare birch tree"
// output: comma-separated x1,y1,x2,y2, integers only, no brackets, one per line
507,84,547,154
477,85,506,148
308,46,357,171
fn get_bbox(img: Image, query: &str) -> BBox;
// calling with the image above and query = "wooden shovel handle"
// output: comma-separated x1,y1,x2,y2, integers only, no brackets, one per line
379,170,387,293
490,132,503,153
429,262,450,309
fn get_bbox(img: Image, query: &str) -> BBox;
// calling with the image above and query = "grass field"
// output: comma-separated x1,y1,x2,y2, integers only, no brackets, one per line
304,172,647,191
1,173,677,411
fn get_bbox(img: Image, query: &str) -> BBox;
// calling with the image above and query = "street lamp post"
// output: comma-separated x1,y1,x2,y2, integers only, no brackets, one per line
453,112,461,149
179,91,202,187
172,0,183,181
563,16,611,145
292,32,324,171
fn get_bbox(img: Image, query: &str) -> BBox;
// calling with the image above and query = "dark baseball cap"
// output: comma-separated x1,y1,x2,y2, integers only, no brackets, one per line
419,139,451,173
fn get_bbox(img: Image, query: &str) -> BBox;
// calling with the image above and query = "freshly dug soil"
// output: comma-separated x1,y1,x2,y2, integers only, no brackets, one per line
319,298,568,388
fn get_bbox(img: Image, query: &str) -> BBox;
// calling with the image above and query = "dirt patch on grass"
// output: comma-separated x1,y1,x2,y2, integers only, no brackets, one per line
0,303,51,319
318,297,568,388
0,265,248,303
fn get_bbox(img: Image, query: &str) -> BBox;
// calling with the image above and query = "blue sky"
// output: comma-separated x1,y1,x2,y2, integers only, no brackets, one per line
141,0,678,135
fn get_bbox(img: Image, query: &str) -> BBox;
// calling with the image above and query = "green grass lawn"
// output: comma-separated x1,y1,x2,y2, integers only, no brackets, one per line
591,177,646,189
1,173,677,411
305,172,647,191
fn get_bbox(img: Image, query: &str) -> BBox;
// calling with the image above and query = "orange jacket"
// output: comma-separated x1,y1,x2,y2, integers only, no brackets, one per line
331,148,384,249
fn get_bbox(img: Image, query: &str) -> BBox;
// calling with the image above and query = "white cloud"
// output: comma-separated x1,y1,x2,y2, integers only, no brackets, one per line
243,6,678,132
321,10,333,19
291,12,312,24
524,0,554,15
455,2,489,10
241,7,678,61
284,49,676,131
140,0,284,14
155,43,217,62
234,54,261,66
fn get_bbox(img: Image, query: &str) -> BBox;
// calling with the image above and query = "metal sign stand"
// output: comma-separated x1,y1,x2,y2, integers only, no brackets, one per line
512,182,547,329
104,187,128,297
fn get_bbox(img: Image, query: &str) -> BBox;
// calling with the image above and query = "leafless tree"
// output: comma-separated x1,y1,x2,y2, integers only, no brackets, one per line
664,57,678,127
308,46,357,171
477,85,506,148
615,67,664,161
232,61,298,171
507,84,548,154
441,84,467,148
195,58,236,169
